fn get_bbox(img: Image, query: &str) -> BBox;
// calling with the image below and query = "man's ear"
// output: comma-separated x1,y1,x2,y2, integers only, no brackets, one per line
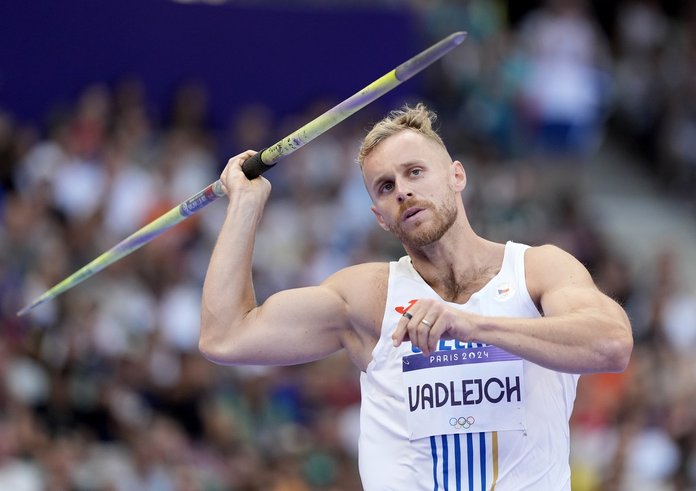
452,160,467,192
371,205,390,231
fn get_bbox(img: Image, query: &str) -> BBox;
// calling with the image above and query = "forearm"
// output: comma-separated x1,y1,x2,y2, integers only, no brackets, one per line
200,197,264,354
472,309,632,374
200,212,351,365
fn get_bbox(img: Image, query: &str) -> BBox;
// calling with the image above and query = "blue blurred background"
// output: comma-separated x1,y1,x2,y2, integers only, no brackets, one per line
2,1,696,490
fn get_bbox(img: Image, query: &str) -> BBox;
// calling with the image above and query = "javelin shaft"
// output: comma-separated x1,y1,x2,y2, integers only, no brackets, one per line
17,31,467,316
17,180,226,316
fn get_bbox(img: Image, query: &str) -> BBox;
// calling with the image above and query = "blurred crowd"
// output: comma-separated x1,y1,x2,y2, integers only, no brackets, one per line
1,0,696,490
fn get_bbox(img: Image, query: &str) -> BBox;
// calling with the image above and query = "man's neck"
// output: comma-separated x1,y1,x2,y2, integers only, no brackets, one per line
405,225,505,304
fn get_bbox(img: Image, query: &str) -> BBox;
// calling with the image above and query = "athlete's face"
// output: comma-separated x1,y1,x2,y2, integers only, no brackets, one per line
362,130,466,249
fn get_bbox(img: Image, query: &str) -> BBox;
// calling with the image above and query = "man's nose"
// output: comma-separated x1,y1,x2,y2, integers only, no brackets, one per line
396,182,413,202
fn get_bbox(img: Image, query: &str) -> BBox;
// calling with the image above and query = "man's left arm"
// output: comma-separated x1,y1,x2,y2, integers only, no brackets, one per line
394,245,633,374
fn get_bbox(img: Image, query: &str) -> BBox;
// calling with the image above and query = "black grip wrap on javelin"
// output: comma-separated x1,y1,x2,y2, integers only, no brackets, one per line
241,149,275,179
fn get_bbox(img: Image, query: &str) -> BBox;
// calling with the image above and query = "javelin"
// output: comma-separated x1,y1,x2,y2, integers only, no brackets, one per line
17,31,467,316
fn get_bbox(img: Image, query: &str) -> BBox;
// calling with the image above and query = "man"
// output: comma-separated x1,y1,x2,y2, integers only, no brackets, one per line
199,104,633,490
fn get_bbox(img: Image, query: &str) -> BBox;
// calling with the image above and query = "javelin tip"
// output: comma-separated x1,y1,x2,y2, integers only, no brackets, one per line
451,31,467,45
394,30,468,82
17,302,36,317
17,294,50,316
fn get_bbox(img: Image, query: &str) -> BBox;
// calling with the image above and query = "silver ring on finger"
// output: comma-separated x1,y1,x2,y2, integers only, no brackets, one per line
421,319,432,328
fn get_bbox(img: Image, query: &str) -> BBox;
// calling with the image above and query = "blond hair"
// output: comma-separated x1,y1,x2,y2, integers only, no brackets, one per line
358,103,446,168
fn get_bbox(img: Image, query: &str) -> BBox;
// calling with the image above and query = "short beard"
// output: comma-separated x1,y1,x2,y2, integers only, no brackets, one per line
391,197,458,249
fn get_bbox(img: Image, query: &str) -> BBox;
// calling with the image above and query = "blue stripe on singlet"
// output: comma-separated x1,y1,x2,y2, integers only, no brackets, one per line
442,435,449,490
466,433,474,491
431,436,439,491
430,342,491,491
454,434,462,491
479,433,486,491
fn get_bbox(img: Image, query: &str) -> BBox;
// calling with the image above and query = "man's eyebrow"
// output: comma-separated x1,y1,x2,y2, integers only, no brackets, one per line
370,160,426,188
370,173,390,190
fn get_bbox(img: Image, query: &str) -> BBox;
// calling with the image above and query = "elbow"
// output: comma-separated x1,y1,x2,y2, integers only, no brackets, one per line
198,335,217,363
198,329,221,364
198,307,254,366
198,312,233,365
601,328,634,373
199,333,237,366
198,301,256,365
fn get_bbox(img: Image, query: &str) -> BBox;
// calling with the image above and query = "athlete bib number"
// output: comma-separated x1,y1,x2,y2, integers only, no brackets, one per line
401,345,527,440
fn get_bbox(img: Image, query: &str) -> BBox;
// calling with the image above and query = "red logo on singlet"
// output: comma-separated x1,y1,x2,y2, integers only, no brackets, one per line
395,299,418,315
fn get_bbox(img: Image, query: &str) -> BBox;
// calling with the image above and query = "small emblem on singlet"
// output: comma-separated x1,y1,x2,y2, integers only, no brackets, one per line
494,283,515,302
450,416,475,430
395,299,418,315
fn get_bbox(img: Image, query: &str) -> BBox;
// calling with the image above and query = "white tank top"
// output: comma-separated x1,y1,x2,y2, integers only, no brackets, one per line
359,241,579,491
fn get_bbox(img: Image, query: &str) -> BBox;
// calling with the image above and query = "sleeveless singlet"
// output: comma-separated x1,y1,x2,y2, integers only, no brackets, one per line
358,241,579,490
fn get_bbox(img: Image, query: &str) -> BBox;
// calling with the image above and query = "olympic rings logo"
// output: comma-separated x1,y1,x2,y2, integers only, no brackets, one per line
449,416,475,430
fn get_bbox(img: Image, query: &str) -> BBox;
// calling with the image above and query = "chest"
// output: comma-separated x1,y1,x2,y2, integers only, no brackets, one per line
432,266,501,304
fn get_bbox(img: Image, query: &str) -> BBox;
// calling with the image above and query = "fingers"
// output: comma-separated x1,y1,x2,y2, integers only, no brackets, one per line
392,311,410,347
219,150,274,205
393,299,444,357
422,317,440,355
412,312,434,354
220,150,258,191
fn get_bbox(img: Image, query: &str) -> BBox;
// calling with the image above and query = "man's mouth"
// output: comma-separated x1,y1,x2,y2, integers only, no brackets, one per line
401,207,423,222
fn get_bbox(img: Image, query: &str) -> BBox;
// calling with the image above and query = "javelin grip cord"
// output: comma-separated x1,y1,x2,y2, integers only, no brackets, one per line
241,148,272,179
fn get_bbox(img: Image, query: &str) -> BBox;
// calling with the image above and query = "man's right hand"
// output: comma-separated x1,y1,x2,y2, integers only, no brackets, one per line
219,150,272,209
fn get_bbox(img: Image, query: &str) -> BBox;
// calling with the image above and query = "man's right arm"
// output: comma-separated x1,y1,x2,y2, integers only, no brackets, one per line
198,151,350,366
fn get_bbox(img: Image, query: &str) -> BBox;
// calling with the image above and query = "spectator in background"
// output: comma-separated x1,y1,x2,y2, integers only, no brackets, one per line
517,0,612,160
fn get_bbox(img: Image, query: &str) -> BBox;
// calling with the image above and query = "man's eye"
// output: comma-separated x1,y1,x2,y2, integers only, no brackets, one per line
411,168,422,176
380,183,394,193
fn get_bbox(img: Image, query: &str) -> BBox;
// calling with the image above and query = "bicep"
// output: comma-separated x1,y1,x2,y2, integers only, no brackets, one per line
213,284,348,366
528,245,629,324
540,281,628,325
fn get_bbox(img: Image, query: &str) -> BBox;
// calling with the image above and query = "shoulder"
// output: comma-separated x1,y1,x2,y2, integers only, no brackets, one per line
524,244,596,300
525,244,579,266
322,262,390,300
322,262,389,327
